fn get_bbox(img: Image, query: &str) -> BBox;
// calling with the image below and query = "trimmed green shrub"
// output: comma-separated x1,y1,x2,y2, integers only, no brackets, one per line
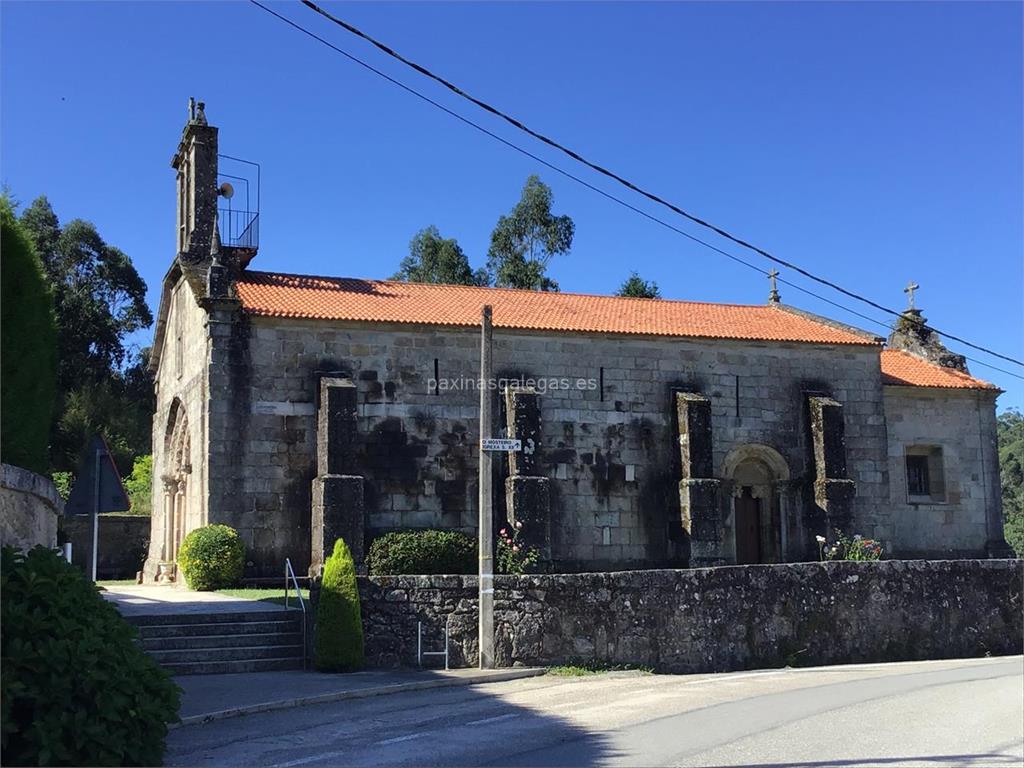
177,524,245,591
314,538,364,672
367,529,476,575
1,546,180,766
1,195,57,475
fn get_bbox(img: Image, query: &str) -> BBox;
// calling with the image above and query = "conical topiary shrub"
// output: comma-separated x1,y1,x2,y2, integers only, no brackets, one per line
314,538,365,672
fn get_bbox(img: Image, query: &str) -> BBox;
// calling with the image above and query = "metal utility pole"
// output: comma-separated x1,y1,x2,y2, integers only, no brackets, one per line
478,305,494,669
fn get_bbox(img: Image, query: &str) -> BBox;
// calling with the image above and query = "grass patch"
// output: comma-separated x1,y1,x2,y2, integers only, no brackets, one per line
215,587,307,607
547,665,601,677
547,659,654,676
96,579,137,587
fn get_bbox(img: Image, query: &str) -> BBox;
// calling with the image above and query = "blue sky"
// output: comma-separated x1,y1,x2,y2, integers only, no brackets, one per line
3,1,1021,407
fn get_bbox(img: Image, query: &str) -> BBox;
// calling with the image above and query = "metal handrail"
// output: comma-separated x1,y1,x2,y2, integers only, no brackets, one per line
284,558,307,670
417,615,452,670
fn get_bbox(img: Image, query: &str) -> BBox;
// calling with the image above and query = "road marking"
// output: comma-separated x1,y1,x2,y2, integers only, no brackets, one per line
270,751,349,768
466,713,519,726
377,732,428,746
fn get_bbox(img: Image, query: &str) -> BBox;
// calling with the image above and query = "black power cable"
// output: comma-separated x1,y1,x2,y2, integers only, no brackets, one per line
249,0,1024,374
295,0,1024,369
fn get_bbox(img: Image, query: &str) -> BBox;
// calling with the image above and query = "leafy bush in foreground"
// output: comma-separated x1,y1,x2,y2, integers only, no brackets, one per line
177,524,245,590
1,546,180,766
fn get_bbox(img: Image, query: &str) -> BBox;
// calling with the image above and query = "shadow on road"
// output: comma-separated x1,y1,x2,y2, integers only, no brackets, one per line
166,670,616,767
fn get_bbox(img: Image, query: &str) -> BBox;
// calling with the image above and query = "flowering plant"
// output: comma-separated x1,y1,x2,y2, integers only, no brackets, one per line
823,529,883,561
496,521,540,575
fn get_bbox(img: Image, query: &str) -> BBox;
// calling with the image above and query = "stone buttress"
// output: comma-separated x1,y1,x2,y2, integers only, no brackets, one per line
504,387,552,562
311,377,366,575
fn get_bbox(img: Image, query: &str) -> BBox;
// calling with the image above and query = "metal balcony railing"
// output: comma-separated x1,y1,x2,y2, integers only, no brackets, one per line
218,208,259,250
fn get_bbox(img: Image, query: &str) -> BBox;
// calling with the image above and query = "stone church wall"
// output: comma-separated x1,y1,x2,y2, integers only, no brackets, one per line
356,559,1023,672
145,276,211,579
235,316,891,574
882,386,1001,557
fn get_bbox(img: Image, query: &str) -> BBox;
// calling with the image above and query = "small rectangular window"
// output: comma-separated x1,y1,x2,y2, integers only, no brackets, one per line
905,446,945,502
906,455,929,495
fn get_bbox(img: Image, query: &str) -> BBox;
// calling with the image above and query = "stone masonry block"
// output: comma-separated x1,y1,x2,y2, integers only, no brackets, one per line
675,392,714,479
808,395,848,480
311,474,365,576
318,377,358,476
505,388,542,476
506,475,551,560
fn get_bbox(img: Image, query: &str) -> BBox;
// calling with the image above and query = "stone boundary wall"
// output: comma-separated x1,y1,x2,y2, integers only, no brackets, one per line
62,514,151,580
358,560,1023,672
0,463,62,551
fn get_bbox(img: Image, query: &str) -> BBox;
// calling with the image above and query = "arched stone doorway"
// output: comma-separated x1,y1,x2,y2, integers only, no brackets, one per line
721,445,791,565
160,399,192,580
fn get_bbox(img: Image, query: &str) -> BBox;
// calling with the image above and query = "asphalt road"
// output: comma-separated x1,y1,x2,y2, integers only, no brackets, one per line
166,656,1024,768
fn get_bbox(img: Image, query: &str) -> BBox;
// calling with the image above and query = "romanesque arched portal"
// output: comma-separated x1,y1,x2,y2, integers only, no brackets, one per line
721,444,791,564
160,399,192,577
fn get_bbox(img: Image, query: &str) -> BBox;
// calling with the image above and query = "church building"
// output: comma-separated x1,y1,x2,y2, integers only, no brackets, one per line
144,106,1011,582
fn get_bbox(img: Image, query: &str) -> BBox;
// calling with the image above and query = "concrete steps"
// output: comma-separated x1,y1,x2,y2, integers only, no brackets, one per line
137,618,302,639
128,610,305,675
140,631,301,651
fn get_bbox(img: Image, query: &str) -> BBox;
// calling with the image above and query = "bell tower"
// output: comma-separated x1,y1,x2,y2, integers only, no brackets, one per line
171,98,220,264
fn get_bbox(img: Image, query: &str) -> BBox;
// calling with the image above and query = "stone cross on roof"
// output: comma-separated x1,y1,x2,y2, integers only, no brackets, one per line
904,280,920,310
767,269,781,304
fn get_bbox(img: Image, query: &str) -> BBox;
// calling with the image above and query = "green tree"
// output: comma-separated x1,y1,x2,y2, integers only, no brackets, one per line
123,454,153,516
616,272,661,299
997,408,1024,556
19,196,153,475
1,194,57,474
486,175,573,291
314,538,364,671
392,226,488,286
52,349,154,474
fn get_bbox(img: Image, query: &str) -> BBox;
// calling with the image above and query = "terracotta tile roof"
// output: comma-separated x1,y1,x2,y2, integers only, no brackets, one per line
880,349,998,391
235,271,880,346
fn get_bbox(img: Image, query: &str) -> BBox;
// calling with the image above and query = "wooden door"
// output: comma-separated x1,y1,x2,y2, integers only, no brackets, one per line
735,495,761,564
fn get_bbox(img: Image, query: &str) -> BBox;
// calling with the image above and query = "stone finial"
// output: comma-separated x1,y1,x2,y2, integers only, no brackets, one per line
195,101,208,126
767,269,781,304
210,216,222,267
887,304,969,373
903,280,919,310
206,215,231,298
188,97,196,123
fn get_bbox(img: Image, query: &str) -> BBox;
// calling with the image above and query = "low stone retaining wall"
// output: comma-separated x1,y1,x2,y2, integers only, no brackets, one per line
0,463,61,551
358,560,1023,672
62,514,151,579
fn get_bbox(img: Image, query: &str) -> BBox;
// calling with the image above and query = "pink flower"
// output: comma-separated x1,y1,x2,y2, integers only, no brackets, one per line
499,528,507,537
515,521,523,530
512,545,520,553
